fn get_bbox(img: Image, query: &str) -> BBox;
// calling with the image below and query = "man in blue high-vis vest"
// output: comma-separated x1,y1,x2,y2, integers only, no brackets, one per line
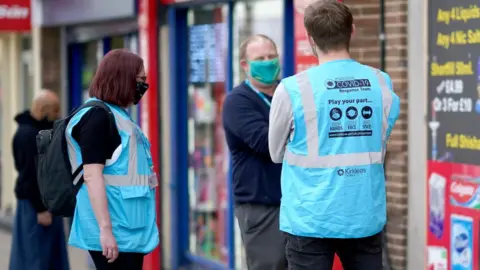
268,2,400,270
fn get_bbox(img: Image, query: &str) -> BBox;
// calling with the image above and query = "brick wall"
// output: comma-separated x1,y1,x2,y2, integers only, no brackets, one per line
348,0,409,269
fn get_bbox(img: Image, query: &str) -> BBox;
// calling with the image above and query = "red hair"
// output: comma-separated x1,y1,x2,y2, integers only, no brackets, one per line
89,49,144,107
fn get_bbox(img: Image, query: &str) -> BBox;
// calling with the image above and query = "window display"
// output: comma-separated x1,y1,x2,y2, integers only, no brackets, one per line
232,1,284,269
187,5,229,264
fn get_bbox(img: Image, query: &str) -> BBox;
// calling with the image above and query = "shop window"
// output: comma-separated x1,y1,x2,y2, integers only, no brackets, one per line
233,0,284,86
232,1,284,268
186,4,229,264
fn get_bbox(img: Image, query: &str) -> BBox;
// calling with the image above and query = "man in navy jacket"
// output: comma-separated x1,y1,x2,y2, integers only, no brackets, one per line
222,34,286,270
9,90,70,270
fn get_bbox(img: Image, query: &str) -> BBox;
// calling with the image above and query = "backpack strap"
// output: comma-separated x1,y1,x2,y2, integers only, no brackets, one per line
69,100,117,187
78,100,116,134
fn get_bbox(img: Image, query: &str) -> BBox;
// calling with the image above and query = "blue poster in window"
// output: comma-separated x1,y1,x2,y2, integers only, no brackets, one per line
189,23,227,83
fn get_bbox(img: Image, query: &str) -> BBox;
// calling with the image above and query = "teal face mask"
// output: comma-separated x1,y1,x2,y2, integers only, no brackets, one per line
248,58,281,85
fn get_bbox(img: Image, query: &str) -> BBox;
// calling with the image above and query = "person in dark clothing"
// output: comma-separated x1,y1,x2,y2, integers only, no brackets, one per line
9,89,70,270
222,34,286,270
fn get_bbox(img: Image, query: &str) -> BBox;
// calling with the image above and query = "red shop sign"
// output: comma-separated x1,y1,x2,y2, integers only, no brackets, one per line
0,0,31,32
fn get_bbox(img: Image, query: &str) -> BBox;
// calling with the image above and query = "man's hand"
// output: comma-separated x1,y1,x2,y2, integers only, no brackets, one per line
37,211,52,226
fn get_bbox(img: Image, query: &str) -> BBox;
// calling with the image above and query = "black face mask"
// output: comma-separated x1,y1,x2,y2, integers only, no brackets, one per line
134,82,149,105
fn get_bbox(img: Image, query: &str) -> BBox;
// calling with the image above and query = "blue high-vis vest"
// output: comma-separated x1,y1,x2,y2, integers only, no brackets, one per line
65,98,159,253
279,59,400,239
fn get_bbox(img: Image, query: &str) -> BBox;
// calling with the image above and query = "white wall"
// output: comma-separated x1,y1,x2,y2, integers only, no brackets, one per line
407,0,427,269
0,33,22,213
159,25,172,270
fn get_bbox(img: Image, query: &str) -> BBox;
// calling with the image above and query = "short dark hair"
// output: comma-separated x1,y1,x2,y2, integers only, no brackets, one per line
89,49,144,107
303,1,353,53
239,34,277,60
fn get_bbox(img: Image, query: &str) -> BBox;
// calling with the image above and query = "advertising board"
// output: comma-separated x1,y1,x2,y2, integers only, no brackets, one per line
426,1,480,269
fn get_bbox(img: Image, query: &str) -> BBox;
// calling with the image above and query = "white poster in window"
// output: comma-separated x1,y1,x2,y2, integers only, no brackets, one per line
194,87,216,124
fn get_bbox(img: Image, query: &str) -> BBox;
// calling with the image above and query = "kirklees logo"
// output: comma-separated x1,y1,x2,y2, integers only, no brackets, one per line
0,5,29,19
337,168,366,177
325,78,371,93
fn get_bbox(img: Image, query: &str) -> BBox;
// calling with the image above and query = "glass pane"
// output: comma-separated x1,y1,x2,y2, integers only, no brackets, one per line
232,1,284,268
125,34,140,123
127,34,139,54
187,4,229,264
111,36,125,50
82,41,103,102
233,0,284,86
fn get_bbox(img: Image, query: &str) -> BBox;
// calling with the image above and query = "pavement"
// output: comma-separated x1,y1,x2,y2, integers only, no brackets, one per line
0,218,90,270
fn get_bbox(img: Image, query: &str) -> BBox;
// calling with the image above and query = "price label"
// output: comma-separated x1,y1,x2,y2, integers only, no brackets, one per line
433,97,473,112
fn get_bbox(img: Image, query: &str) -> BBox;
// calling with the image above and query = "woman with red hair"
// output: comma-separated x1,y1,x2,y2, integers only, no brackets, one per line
65,49,159,270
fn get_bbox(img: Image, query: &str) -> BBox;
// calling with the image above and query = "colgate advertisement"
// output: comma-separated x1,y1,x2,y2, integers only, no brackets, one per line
450,180,480,209
427,161,480,270
0,0,30,31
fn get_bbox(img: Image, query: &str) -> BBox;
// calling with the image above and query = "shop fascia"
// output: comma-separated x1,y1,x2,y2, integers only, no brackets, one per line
0,4,29,19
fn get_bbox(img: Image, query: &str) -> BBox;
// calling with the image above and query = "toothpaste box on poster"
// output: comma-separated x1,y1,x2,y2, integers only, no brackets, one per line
451,214,474,270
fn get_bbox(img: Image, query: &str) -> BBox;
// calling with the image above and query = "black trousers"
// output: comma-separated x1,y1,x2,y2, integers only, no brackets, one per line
285,231,383,270
88,251,145,270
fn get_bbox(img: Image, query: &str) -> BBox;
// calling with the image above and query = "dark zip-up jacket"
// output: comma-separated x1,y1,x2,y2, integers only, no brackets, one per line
12,111,53,212
222,82,282,205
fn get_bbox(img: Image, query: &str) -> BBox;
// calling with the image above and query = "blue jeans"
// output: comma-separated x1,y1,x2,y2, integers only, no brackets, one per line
285,231,383,270
9,200,70,270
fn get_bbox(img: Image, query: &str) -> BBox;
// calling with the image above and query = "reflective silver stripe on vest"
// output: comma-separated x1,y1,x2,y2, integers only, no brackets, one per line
66,108,154,187
377,69,393,161
284,69,392,168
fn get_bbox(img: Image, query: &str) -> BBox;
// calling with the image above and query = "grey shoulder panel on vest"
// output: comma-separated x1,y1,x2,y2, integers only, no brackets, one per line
269,82,294,163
